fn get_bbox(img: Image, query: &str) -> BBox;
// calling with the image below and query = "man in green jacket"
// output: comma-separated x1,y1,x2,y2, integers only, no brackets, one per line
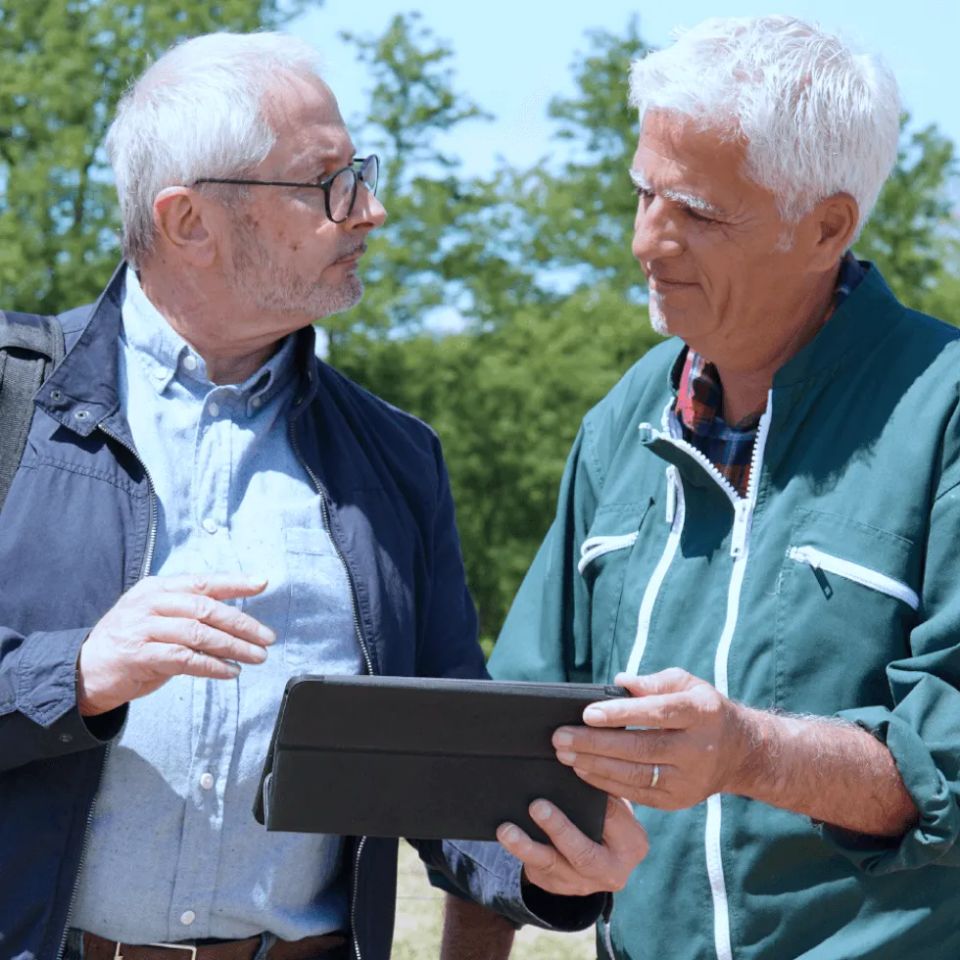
446,14,960,960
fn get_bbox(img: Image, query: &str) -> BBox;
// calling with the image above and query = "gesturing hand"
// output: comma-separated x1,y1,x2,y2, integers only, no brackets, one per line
77,573,276,716
496,795,649,897
552,669,753,810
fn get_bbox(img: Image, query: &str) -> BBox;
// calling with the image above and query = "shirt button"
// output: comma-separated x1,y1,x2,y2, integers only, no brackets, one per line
199,772,214,790
207,401,220,417
202,517,218,534
180,910,196,926
182,355,198,371
251,396,263,410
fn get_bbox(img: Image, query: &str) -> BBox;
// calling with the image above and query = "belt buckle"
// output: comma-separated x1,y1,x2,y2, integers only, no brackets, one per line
114,945,198,960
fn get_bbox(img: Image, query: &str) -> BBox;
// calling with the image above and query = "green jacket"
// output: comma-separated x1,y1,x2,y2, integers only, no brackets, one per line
489,264,960,960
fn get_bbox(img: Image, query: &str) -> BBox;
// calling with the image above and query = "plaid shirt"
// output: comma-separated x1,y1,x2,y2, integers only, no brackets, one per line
675,253,864,496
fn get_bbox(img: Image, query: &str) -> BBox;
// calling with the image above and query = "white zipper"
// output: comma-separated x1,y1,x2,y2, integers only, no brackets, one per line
625,466,685,676
786,545,919,610
601,917,615,957
641,392,774,960
578,532,639,575
705,395,773,960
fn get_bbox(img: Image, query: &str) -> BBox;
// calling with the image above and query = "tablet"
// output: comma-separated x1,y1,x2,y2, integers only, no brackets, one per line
254,675,626,843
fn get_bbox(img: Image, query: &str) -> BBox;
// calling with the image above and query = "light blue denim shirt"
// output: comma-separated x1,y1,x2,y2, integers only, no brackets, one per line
71,271,363,943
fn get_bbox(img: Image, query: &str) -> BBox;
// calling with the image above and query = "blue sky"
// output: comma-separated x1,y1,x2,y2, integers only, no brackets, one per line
294,0,960,178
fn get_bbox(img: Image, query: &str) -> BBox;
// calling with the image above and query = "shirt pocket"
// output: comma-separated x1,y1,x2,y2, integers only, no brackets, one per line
578,498,655,680
281,525,359,670
774,509,918,714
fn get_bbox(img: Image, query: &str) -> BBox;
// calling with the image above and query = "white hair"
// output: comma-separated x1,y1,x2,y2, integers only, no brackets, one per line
628,16,901,235
106,32,323,266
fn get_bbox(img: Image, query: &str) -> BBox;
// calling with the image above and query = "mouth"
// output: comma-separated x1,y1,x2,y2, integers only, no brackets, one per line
649,278,697,297
333,244,367,266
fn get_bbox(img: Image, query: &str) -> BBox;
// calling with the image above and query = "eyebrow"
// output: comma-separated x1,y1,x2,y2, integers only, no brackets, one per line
294,145,357,175
629,169,727,219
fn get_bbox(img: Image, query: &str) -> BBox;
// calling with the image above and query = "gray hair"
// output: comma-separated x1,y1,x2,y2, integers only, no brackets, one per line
106,32,323,266
628,16,901,235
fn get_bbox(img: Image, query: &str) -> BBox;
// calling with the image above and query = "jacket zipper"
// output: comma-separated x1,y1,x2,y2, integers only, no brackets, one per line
577,532,638,575
289,422,371,960
786,545,919,610
625,465,685,676
641,394,774,960
705,397,772,960
56,423,159,960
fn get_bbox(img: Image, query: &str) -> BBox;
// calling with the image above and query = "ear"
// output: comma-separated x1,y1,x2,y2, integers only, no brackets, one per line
152,187,218,268
808,192,859,269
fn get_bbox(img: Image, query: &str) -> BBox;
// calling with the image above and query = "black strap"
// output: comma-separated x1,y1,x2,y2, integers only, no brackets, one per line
0,310,65,514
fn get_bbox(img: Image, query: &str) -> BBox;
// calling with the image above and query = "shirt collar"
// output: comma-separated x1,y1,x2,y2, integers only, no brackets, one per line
121,268,299,411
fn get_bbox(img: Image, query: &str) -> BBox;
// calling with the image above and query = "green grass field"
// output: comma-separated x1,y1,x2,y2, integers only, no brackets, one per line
392,841,596,959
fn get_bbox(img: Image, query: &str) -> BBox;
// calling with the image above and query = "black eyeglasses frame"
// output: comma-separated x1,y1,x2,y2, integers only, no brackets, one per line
193,154,379,224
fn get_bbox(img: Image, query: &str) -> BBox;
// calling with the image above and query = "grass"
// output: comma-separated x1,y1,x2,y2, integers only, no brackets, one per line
392,840,596,959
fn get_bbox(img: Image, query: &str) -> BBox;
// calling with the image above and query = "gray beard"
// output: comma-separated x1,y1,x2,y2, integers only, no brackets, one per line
228,212,363,320
648,293,669,335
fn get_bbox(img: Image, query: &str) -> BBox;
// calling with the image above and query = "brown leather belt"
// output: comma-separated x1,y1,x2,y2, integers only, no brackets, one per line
81,930,349,960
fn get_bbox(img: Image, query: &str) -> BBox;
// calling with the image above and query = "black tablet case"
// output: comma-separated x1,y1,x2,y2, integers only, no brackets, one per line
254,675,626,843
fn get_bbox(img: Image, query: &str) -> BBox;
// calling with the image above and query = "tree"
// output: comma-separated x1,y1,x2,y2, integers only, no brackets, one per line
855,118,959,318
331,18,663,637
517,17,651,300
0,0,310,314
332,13,519,343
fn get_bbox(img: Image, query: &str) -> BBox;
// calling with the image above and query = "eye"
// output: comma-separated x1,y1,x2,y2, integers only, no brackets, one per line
633,185,654,201
683,206,719,225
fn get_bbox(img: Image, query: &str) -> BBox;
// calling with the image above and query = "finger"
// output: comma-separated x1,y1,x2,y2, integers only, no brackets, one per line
566,752,668,793
145,643,244,681
137,573,269,601
146,616,270,665
554,726,674,763
600,796,650,861
148,593,275,647
582,690,702,729
525,799,607,880
495,821,564,878
571,766,676,809
614,668,697,696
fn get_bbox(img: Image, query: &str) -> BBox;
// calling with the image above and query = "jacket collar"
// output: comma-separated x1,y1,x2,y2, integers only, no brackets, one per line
772,261,901,389
37,262,323,437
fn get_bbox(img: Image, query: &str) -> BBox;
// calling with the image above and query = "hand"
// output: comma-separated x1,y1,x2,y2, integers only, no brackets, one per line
496,795,648,897
77,573,276,716
552,669,751,810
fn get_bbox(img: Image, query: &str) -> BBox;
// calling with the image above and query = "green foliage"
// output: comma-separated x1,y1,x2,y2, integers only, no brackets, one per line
334,283,660,635
332,17,960,640
331,16,662,634
332,13,509,341
521,17,650,288
856,117,959,318
2,8,958,638
0,0,310,313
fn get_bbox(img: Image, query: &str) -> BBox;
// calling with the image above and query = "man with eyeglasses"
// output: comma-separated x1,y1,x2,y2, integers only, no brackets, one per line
0,31,646,960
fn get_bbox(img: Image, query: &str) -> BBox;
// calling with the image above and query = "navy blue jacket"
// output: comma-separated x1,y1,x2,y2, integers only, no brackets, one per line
0,266,599,960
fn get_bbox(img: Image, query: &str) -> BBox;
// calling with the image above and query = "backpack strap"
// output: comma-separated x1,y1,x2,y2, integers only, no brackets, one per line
0,310,65,514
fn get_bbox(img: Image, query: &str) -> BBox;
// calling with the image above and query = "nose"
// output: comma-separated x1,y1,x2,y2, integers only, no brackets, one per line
631,196,683,265
348,186,387,231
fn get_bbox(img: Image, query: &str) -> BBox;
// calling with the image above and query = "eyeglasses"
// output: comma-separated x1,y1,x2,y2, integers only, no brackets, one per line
193,154,380,224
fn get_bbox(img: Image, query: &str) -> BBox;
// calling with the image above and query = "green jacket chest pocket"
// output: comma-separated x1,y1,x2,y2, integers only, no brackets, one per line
578,497,657,681
774,509,918,714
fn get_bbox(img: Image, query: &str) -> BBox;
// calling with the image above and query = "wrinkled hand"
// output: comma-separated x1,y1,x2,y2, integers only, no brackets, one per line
552,669,752,810
496,795,648,897
77,573,276,716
